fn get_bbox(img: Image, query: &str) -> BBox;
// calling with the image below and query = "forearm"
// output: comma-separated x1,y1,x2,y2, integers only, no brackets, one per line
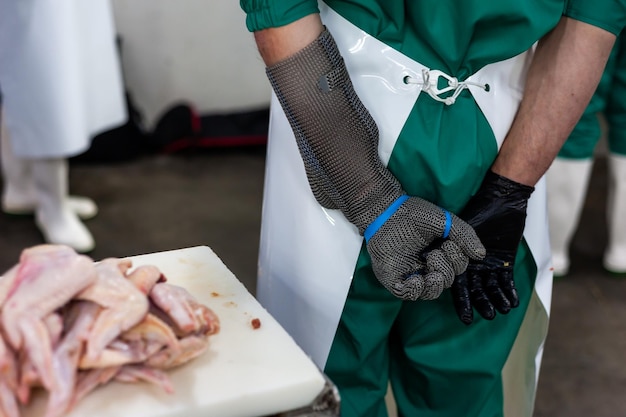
253,14,323,66
492,17,616,186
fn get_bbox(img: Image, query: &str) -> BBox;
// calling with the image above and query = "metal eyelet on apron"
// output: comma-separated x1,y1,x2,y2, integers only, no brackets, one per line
404,69,489,105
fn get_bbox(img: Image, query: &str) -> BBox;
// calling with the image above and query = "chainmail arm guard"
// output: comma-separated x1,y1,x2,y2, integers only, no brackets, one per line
266,29,485,300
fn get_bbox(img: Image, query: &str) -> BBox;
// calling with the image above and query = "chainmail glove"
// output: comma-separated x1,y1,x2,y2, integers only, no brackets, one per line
451,170,534,324
266,29,485,300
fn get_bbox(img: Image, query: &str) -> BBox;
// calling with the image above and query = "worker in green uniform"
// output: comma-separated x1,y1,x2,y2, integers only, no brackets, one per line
548,32,626,276
239,1,623,416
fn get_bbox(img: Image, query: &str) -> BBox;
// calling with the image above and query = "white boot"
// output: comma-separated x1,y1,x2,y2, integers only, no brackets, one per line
1,120,98,219
546,158,594,277
1,116,37,212
604,153,626,274
31,158,95,253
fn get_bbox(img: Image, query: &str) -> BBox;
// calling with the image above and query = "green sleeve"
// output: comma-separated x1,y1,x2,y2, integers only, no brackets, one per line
564,0,626,35
240,0,319,32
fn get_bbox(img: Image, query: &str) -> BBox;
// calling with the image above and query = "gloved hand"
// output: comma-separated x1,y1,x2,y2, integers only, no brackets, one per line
266,29,485,300
365,195,486,300
451,170,534,324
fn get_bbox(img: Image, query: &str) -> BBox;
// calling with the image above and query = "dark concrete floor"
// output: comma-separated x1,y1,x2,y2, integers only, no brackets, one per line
0,147,266,293
0,148,624,416
534,157,626,417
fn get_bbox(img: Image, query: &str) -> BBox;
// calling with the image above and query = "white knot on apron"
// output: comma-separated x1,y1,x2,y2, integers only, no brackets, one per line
405,69,489,105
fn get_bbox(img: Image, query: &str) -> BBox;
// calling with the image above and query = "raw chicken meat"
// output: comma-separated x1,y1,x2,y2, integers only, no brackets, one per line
0,244,220,417
75,259,150,362
2,245,97,392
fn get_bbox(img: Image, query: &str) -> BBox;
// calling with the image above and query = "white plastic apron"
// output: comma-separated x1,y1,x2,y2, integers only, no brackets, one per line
0,0,126,158
258,4,553,370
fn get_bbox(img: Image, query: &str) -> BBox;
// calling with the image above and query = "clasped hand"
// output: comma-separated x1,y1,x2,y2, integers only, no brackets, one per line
450,170,534,325
365,196,485,301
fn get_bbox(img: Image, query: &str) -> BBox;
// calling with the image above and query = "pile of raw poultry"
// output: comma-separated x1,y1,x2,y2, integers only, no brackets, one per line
0,244,220,417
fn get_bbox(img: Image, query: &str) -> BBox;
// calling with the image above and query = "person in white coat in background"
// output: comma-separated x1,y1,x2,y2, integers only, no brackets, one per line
0,0,126,252
547,33,626,277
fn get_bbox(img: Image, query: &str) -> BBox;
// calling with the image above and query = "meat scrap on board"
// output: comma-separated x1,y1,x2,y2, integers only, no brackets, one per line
0,244,220,417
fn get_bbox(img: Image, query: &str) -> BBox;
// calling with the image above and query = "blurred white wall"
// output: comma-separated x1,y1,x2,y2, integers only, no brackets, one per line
110,0,270,129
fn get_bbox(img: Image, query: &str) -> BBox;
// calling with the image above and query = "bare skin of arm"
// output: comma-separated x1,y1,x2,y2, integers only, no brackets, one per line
252,14,323,66
492,17,616,186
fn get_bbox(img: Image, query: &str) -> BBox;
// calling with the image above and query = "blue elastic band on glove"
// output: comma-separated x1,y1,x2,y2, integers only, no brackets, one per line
442,209,452,239
364,195,409,242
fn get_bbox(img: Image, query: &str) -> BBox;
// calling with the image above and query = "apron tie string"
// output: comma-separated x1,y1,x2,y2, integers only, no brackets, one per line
404,69,489,105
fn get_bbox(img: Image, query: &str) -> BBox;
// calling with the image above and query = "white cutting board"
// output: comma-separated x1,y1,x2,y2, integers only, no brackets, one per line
23,246,326,417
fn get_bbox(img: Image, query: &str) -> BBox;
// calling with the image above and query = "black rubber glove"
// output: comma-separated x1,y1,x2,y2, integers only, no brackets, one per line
451,170,534,325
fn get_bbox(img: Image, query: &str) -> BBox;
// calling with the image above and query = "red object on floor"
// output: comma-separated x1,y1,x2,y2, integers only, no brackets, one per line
152,103,269,153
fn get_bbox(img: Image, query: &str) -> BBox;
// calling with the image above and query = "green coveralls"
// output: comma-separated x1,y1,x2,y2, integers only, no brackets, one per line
240,1,626,416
